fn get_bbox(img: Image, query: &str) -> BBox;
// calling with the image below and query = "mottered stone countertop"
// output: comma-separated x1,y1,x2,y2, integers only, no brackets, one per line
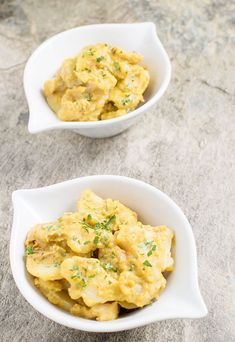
0,0,234,341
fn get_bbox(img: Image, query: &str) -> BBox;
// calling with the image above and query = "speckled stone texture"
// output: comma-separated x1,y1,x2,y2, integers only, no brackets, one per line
0,0,234,341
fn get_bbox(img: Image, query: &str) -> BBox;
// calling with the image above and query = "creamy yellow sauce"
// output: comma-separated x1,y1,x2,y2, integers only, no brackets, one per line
43,44,150,121
25,190,174,321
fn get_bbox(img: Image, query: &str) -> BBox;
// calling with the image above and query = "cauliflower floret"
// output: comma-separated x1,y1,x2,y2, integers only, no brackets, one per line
57,58,80,88
26,244,73,281
118,64,150,95
65,221,114,254
109,87,143,111
60,256,119,307
58,86,108,121
76,68,117,91
116,223,174,273
44,76,65,96
24,189,174,321
78,189,138,230
25,221,65,247
34,278,77,311
118,269,166,307
76,43,113,72
77,189,105,221
98,245,127,279
111,47,143,64
43,43,149,122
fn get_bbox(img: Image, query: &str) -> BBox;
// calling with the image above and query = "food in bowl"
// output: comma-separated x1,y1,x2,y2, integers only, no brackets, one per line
43,43,150,122
25,189,174,321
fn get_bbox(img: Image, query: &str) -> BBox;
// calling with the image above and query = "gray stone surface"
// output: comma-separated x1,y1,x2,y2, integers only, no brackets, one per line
0,0,234,341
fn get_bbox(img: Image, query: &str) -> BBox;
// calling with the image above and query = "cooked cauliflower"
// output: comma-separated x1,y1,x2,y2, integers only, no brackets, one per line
43,43,150,121
25,189,174,321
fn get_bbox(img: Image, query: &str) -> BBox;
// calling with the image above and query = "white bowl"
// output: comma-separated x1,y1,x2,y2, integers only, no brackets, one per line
24,22,171,138
10,175,207,332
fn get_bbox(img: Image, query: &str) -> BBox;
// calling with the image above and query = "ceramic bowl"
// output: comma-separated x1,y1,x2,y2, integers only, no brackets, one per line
24,22,171,138
10,175,207,332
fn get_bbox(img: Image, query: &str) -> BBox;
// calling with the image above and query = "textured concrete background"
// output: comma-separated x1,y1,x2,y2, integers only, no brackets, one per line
0,0,234,341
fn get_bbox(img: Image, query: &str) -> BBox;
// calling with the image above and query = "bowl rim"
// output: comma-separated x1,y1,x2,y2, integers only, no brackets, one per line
10,175,207,332
23,22,172,133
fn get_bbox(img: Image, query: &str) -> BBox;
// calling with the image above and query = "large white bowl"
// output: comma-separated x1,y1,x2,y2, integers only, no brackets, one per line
24,22,171,138
10,175,207,332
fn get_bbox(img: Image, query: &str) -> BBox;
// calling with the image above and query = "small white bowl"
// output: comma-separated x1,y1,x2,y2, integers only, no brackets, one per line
24,22,171,138
10,175,207,332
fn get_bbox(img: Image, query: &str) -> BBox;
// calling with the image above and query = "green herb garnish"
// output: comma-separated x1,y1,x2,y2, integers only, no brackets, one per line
96,56,105,63
80,215,116,240
111,252,116,259
80,221,91,232
105,215,116,228
71,271,82,279
143,260,152,267
144,240,157,256
93,236,99,245
113,61,120,71
84,240,90,245
75,279,87,288
122,95,131,106
102,262,118,272
71,265,80,271
88,274,96,278
72,236,81,244
25,246,34,255
86,49,95,56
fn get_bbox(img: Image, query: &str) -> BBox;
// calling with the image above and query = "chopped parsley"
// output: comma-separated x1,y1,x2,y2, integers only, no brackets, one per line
88,274,96,278
84,240,90,245
80,221,90,232
75,279,87,288
80,215,116,232
113,61,120,71
71,271,82,279
104,215,116,228
111,252,116,259
143,260,152,267
96,56,105,63
93,235,99,245
102,262,118,272
70,265,80,271
122,95,131,106
87,49,95,56
144,240,157,256
25,246,34,255
72,236,81,244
